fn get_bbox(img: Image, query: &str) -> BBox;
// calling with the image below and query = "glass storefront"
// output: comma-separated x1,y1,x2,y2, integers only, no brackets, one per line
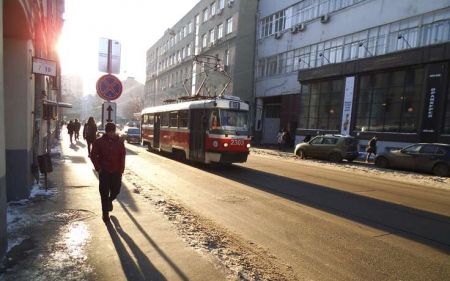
354,68,423,133
298,79,344,131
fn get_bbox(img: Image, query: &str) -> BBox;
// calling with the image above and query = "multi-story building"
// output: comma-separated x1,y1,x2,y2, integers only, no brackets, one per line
255,0,450,152
1,0,65,258
145,0,258,115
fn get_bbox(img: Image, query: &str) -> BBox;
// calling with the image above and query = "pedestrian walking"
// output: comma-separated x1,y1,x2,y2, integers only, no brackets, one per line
90,123,126,223
303,133,312,142
83,117,98,157
277,128,288,152
73,119,81,141
366,135,378,163
67,120,75,144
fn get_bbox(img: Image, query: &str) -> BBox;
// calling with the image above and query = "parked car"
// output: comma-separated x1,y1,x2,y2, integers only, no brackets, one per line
294,134,359,162
120,127,141,143
374,143,450,177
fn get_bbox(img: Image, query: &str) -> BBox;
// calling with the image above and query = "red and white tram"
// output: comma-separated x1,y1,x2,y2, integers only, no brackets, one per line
140,95,252,164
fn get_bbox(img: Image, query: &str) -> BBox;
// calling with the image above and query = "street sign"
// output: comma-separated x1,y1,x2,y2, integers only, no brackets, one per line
99,38,121,74
32,57,57,76
96,74,123,101
102,101,117,126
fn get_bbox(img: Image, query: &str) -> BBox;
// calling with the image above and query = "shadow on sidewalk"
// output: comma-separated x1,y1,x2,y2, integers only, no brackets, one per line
106,216,167,281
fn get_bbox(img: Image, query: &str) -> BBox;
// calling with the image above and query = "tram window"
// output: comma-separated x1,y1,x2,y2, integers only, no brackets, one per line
161,112,169,127
169,111,178,127
148,114,154,126
179,110,188,128
143,114,148,125
210,110,220,129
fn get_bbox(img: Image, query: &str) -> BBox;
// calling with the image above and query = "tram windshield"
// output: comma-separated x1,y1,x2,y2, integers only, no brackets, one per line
209,109,248,132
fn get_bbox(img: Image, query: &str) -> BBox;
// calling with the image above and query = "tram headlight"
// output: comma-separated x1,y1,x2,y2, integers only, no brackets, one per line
223,142,229,148
246,143,251,148
213,141,218,148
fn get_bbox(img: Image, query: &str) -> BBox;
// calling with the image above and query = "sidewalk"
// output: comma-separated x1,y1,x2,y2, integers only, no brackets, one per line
1,137,228,280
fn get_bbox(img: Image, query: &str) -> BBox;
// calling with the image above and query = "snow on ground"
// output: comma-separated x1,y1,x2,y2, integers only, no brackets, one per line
250,148,450,191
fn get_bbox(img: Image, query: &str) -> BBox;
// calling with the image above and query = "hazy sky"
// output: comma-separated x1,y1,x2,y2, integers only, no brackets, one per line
58,0,200,95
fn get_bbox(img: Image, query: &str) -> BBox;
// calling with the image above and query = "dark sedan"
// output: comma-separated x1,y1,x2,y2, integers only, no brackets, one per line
122,127,141,144
374,143,450,177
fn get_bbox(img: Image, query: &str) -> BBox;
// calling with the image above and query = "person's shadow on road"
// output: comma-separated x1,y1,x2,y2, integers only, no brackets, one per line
107,216,167,281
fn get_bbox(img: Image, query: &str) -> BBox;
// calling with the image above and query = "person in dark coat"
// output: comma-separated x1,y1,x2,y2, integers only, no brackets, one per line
67,120,75,144
73,119,81,141
366,135,378,163
303,133,312,142
83,117,98,157
90,123,126,223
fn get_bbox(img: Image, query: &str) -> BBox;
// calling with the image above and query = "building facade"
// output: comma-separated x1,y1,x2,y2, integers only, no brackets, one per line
255,0,450,152
1,0,65,258
145,0,258,117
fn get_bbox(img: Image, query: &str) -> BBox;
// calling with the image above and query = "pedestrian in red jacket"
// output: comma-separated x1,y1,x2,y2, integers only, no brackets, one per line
90,122,126,222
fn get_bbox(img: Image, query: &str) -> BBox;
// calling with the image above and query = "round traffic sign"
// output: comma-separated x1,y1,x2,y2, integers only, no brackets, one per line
96,74,123,101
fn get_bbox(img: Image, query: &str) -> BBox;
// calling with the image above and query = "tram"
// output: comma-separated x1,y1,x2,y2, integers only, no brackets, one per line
140,95,252,164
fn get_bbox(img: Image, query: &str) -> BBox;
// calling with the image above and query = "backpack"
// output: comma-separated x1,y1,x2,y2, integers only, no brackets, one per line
86,125,95,138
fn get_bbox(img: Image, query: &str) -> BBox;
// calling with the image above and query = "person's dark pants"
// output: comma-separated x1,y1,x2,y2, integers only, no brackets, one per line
99,172,122,216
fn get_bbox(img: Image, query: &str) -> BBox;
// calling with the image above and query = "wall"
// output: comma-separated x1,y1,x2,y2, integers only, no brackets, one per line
4,38,34,201
0,0,8,259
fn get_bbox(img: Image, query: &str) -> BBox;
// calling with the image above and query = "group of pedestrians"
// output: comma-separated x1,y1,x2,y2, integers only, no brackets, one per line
65,117,126,223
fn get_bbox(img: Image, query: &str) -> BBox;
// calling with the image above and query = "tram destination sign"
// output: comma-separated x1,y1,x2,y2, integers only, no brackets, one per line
32,57,57,77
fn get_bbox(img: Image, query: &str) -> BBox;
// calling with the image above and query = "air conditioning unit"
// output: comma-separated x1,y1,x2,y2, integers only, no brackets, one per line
274,32,282,39
208,42,214,48
197,47,203,53
216,8,223,16
290,25,299,34
228,0,234,8
162,86,166,91
299,22,306,31
321,14,330,23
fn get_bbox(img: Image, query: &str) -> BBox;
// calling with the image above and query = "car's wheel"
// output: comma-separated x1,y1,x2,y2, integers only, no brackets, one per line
296,149,306,159
330,153,343,163
375,156,389,168
432,163,450,177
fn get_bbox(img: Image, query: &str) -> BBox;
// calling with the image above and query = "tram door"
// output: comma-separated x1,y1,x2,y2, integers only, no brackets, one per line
189,109,205,161
154,113,161,149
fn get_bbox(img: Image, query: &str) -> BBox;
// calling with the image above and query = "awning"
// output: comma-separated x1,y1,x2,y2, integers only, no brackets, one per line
43,99,73,108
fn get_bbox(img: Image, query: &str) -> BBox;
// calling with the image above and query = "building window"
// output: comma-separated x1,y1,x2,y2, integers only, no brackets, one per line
355,68,423,133
444,89,450,134
187,44,191,56
274,10,286,32
202,34,207,47
224,49,229,65
210,2,216,17
218,0,224,9
298,79,344,130
217,23,223,39
210,28,215,43
226,17,233,34
203,8,209,23
261,16,273,38
188,21,193,34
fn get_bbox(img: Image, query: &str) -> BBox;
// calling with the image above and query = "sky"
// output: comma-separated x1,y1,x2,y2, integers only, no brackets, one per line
58,0,200,95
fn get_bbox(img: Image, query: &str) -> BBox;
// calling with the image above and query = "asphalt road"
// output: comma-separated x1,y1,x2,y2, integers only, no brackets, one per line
124,143,450,280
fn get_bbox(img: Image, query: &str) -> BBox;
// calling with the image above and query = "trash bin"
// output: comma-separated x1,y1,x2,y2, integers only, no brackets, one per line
37,154,53,173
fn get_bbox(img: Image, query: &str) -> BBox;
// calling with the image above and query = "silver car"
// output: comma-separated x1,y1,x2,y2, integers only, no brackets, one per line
374,143,450,177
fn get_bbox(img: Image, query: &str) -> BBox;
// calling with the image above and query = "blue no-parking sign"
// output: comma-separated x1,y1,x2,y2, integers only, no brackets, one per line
96,74,122,101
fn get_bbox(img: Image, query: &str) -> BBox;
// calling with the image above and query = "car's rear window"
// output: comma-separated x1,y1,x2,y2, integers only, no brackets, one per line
128,129,140,134
345,138,358,145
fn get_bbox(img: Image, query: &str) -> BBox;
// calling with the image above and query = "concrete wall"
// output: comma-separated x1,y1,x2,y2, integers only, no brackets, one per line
4,38,34,201
0,0,8,259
